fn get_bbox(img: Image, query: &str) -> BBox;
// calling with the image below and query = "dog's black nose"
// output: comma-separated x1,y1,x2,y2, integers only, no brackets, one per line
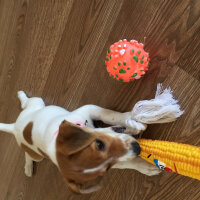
132,142,141,155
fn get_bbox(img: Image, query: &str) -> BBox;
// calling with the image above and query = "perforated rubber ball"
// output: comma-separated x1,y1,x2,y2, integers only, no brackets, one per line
105,39,150,82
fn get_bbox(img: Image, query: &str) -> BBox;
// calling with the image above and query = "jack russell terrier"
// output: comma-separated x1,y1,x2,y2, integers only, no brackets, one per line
0,91,162,194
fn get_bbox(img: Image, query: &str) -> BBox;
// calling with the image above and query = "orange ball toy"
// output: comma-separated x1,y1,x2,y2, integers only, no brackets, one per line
105,39,150,82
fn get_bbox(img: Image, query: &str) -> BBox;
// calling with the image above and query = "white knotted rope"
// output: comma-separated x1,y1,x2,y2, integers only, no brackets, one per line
131,84,184,125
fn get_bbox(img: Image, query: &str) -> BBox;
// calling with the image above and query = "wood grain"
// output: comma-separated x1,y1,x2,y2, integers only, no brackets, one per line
0,0,199,199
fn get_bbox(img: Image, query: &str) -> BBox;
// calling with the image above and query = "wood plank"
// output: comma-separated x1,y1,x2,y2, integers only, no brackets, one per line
0,0,199,199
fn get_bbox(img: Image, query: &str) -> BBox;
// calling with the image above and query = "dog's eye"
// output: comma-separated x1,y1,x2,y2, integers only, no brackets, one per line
96,139,106,151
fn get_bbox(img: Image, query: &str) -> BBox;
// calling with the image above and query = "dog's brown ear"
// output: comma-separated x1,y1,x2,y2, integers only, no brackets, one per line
66,179,101,194
56,120,94,155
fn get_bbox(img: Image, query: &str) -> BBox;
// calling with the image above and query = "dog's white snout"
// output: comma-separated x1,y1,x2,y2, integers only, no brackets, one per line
116,133,139,162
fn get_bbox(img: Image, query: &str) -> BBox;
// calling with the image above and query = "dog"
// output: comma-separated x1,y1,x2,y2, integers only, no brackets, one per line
0,91,160,194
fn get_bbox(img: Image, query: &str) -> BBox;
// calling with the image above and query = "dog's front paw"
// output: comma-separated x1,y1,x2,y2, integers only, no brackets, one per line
125,119,147,135
25,162,33,177
139,164,162,176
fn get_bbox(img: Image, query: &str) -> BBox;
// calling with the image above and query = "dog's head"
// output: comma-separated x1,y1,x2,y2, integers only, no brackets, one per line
56,120,140,194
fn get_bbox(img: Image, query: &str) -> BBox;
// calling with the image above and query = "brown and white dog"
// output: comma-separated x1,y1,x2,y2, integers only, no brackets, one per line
0,91,160,194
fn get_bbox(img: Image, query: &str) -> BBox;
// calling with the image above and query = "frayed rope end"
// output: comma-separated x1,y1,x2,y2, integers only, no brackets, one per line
132,84,184,124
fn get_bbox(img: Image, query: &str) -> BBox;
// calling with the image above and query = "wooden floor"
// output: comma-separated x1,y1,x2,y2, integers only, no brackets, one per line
0,0,199,199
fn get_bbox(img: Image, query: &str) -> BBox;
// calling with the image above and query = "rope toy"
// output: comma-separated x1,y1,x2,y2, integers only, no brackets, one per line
105,39,150,82
138,139,200,180
128,84,199,180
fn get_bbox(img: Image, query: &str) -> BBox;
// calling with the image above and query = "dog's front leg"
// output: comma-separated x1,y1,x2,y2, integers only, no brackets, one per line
112,157,161,176
75,105,146,135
